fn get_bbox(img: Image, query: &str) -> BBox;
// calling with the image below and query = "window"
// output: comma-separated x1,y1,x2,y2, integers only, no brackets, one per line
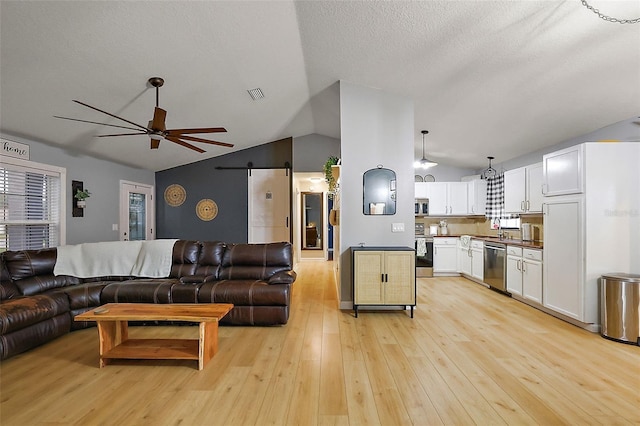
490,215,521,230
0,156,66,252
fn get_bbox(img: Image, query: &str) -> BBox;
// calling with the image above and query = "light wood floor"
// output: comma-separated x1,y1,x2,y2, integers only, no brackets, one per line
1,260,638,425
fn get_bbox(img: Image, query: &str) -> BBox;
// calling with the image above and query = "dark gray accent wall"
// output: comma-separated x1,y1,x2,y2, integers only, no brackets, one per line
155,138,293,243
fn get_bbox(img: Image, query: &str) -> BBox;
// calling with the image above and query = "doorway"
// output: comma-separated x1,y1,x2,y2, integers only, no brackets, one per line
293,173,328,261
119,181,154,241
301,192,323,251
247,169,291,243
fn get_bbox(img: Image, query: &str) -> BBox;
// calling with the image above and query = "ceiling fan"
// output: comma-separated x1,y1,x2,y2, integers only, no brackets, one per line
55,77,233,153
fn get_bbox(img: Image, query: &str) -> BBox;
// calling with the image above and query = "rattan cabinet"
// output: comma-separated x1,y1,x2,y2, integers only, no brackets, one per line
352,246,415,318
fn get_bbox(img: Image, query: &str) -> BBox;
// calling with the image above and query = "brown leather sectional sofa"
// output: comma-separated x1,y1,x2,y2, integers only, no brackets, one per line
0,240,296,360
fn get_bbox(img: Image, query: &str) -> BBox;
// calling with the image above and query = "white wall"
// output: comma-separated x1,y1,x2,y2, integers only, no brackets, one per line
338,81,414,303
414,163,477,182
1,133,155,245
293,133,340,172
489,116,640,173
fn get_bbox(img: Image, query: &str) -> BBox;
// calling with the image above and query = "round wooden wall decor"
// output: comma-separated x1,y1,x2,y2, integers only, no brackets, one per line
164,184,186,207
196,199,218,221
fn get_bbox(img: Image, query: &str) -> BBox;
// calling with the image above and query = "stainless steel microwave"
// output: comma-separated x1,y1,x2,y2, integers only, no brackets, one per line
415,199,429,216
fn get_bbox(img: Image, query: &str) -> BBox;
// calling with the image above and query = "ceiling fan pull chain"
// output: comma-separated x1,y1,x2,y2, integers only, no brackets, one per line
580,0,640,24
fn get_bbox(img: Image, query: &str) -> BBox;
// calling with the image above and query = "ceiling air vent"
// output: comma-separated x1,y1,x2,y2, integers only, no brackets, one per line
247,88,265,100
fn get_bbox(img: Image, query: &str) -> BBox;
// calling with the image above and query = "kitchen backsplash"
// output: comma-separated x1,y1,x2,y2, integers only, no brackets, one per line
416,214,544,242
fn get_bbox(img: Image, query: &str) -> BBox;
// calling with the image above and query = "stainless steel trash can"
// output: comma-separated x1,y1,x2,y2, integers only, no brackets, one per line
601,273,640,345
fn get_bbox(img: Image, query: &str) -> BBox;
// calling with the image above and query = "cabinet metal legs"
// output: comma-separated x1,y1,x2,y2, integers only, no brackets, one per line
353,305,415,318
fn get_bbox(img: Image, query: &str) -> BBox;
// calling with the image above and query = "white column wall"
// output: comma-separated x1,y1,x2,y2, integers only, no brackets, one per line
338,81,414,304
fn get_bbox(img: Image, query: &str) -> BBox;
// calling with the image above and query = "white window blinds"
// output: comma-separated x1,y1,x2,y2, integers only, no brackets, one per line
0,156,66,251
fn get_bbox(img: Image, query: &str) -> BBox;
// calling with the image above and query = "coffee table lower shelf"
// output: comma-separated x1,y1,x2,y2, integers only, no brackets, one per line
102,338,200,361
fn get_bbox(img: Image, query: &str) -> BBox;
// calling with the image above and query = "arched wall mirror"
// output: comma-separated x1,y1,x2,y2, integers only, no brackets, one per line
363,167,396,215
301,192,323,250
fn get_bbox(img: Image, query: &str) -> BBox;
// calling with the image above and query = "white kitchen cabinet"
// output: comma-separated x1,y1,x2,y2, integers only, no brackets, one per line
425,183,447,215
467,179,487,215
425,182,467,215
507,246,542,303
522,249,543,304
504,162,543,213
506,246,523,296
543,197,583,319
457,243,472,276
470,240,484,281
526,163,544,212
542,144,583,196
414,182,429,199
504,167,525,213
448,183,468,215
543,142,640,331
352,247,415,318
433,237,458,274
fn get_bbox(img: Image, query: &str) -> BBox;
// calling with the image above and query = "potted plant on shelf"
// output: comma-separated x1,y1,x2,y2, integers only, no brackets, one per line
74,188,91,208
324,156,340,196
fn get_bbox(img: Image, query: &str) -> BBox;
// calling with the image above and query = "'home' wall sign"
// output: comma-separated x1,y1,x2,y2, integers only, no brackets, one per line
1,138,30,160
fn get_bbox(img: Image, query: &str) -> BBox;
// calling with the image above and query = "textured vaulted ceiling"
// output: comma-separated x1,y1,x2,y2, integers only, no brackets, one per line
1,1,639,172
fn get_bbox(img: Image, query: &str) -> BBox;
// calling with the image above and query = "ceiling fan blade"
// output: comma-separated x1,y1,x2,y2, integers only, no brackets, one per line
151,107,166,131
150,138,161,149
96,132,148,137
54,116,144,132
73,100,148,131
175,134,234,148
165,136,206,153
166,127,227,135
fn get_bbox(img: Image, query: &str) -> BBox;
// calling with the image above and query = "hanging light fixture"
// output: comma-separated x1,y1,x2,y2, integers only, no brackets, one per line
414,130,438,169
480,156,497,180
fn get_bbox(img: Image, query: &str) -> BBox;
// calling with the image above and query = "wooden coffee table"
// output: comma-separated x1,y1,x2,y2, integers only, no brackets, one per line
75,303,233,370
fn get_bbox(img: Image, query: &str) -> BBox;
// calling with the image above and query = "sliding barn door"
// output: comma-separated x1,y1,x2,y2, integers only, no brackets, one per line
248,169,290,243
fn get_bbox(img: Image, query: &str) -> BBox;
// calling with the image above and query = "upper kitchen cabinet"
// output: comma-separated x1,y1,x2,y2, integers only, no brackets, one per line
504,163,543,213
467,179,487,215
414,182,429,199
426,182,467,215
542,145,583,196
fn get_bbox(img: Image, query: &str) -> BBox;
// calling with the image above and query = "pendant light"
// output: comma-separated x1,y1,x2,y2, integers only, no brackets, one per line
414,130,438,169
480,156,496,180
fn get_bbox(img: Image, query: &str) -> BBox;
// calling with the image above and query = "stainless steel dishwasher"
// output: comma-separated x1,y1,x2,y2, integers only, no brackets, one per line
484,242,506,291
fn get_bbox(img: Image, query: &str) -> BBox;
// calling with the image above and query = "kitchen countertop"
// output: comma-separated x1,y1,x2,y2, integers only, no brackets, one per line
474,236,543,249
427,234,543,249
